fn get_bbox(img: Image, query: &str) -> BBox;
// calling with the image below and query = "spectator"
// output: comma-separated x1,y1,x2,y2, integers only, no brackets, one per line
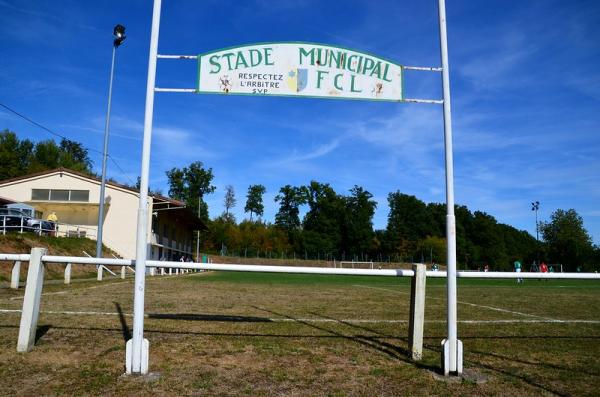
530,261,539,272
540,262,548,281
514,260,523,284
47,211,58,236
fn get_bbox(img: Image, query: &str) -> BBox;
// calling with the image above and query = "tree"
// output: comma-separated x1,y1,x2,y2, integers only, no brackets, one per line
1,130,93,178
274,185,308,231
385,192,434,258
244,184,266,220
417,236,447,264
540,209,594,271
166,161,216,223
341,185,377,258
0,130,33,179
275,185,308,254
223,185,236,221
58,138,92,172
127,176,163,197
303,181,345,258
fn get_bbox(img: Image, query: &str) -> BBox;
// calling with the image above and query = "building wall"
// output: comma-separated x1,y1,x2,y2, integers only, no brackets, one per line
0,171,147,258
0,170,196,260
150,209,195,261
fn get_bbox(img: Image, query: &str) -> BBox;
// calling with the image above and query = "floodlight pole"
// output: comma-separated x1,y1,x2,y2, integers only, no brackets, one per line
96,45,117,261
438,0,462,375
128,0,162,374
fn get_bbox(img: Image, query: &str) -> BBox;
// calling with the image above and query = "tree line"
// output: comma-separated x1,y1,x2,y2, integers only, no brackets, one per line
167,161,599,272
1,131,598,271
1,130,93,179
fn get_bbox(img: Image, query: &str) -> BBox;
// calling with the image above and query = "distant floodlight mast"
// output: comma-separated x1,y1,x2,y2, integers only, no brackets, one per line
129,0,462,377
113,24,126,47
531,201,540,241
96,24,127,262
531,201,540,261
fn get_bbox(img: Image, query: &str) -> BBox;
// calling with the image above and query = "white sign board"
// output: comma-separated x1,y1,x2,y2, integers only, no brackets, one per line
198,43,403,101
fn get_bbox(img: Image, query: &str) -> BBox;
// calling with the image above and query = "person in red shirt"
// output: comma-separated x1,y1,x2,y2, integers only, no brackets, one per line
540,262,548,281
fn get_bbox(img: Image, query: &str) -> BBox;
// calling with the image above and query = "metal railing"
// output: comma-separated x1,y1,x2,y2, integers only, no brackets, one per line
0,216,97,238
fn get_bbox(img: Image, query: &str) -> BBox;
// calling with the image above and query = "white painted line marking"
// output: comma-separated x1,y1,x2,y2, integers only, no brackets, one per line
353,284,558,321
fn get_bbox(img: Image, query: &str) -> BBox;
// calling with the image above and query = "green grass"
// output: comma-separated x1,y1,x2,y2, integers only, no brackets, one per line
191,270,413,286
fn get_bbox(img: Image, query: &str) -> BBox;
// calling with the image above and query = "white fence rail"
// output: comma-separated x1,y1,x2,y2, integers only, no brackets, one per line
3,253,598,280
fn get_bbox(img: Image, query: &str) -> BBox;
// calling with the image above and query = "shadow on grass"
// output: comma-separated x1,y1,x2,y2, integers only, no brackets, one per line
420,339,590,396
148,313,273,322
468,349,600,378
114,302,131,342
35,324,51,343
252,305,440,373
465,357,571,397
0,324,406,340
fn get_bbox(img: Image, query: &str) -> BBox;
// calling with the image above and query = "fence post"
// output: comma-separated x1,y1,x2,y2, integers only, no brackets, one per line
64,263,72,284
121,266,126,279
11,261,21,289
97,265,103,281
409,263,426,361
17,247,47,352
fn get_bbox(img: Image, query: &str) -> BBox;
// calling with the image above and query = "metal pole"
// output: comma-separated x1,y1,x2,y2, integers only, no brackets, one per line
96,45,117,260
438,0,461,375
129,0,162,374
196,196,201,261
196,230,200,262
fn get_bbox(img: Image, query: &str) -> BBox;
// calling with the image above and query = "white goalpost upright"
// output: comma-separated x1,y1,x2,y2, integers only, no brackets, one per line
127,0,461,375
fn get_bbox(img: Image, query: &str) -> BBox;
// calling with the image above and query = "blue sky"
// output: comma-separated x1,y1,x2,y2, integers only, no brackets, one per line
1,0,599,244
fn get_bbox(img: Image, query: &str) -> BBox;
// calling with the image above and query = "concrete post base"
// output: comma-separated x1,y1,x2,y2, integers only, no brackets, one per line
121,266,126,279
97,266,103,281
125,338,149,374
441,338,463,376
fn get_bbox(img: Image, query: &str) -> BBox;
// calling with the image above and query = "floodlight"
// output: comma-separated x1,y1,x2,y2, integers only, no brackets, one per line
113,24,126,47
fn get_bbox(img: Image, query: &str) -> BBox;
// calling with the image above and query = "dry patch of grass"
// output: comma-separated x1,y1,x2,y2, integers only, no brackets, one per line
0,272,598,395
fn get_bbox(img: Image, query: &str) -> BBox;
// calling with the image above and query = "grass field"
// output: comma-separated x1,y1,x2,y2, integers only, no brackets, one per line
1,271,599,396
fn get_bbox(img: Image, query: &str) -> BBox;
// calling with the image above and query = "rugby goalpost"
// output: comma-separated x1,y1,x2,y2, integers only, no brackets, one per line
129,0,461,376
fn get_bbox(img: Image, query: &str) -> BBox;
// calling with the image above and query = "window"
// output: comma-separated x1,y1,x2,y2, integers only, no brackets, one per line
70,190,89,202
32,189,50,200
31,189,89,202
50,190,69,201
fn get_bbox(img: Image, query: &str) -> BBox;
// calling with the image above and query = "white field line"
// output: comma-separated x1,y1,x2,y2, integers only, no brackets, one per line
7,280,131,301
353,284,558,321
0,309,598,324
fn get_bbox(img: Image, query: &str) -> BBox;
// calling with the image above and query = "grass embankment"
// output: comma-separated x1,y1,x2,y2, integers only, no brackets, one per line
0,272,598,395
0,233,118,283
